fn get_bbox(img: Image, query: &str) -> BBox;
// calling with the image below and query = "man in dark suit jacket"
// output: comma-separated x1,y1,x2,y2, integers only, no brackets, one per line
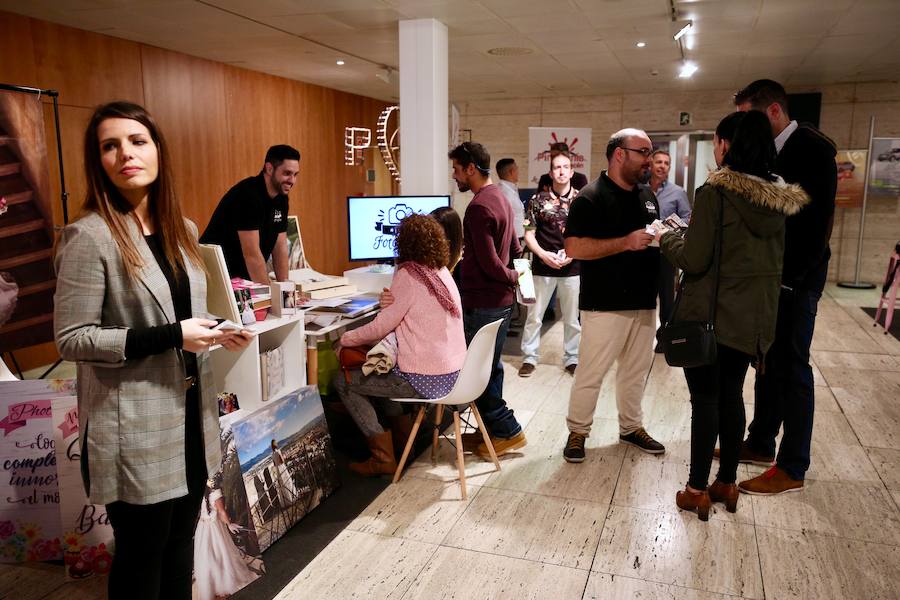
730,79,837,495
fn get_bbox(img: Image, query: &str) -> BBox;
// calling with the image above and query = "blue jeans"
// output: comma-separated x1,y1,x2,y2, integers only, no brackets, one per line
747,287,821,480
463,305,522,439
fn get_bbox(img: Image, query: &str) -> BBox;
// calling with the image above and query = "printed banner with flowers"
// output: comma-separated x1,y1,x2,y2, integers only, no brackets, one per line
52,396,114,579
0,379,76,563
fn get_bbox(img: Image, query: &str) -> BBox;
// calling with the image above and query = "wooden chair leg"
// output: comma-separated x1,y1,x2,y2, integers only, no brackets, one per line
470,403,501,471
453,410,467,500
432,404,444,464
393,406,426,483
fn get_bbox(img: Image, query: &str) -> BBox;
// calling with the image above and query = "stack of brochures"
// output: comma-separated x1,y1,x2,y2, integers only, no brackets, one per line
289,268,358,299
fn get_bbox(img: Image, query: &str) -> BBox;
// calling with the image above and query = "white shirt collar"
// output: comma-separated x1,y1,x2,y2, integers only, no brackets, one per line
774,120,798,154
498,178,517,191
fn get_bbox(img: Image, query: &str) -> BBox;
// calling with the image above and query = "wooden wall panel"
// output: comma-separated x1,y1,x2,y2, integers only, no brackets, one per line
30,17,144,109
139,45,230,227
0,9,391,369
221,68,387,275
0,13,37,87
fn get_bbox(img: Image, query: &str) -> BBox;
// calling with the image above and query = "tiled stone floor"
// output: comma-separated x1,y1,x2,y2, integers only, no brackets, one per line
4,285,899,599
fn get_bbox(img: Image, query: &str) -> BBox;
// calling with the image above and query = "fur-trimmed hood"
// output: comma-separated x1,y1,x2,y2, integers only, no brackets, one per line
705,167,810,237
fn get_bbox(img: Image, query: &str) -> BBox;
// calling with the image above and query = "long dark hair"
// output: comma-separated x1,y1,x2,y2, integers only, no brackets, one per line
430,206,462,269
717,110,777,181
82,101,202,279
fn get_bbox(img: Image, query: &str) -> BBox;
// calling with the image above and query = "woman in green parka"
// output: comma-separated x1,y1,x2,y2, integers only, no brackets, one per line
658,111,809,520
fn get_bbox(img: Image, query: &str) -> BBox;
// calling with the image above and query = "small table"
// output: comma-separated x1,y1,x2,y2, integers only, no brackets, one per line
303,309,379,386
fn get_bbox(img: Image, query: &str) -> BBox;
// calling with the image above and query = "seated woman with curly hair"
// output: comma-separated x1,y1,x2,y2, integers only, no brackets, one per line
334,213,467,476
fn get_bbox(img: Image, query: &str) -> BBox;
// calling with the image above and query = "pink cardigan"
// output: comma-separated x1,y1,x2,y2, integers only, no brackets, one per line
340,266,466,375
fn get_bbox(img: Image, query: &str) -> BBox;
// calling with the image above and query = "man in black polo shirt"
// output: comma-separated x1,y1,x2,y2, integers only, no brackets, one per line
562,128,666,462
201,145,299,283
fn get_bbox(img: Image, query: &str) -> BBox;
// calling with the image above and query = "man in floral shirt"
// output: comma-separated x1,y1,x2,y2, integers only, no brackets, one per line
519,151,581,377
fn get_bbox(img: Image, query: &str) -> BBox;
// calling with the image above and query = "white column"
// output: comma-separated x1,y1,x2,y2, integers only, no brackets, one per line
399,18,448,196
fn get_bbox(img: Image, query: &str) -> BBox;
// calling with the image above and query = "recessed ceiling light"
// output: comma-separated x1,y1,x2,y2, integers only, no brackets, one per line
673,21,693,41
486,47,533,56
336,60,345,66
678,61,698,78
636,41,646,48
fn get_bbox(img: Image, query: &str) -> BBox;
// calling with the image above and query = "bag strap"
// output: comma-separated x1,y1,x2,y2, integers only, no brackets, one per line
668,189,725,326
707,190,725,325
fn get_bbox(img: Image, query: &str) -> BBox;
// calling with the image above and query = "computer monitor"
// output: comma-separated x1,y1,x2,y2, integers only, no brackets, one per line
347,195,451,261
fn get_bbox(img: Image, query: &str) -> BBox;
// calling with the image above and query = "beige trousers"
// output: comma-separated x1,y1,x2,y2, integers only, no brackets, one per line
566,309,656,436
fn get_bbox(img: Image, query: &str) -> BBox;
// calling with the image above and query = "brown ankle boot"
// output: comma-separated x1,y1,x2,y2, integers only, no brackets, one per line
350,430,398,477
675,486,712,521
708,480,739,513
389,415,415,457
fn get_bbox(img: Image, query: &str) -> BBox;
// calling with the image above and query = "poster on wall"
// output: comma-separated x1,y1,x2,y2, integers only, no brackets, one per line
528,127,592,187
0,379,75,563
51,396,114,580
230,386,339,552
869,138,900,201
835,150,868,208
192,411,266,600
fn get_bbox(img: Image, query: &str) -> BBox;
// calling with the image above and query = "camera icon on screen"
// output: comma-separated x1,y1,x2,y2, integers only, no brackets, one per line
375,203,416,236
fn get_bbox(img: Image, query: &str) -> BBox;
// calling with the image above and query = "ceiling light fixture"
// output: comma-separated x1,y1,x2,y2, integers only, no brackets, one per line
375,67,394,84
673,21,693,41
678,61,698,78
336,60,345,66
636,41,646,48
486,47,533,56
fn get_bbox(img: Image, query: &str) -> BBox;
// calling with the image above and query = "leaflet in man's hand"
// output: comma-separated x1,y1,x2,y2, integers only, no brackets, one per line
514,258,536,305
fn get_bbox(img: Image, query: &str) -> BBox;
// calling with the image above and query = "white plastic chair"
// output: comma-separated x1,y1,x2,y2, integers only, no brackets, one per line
391,318,504,499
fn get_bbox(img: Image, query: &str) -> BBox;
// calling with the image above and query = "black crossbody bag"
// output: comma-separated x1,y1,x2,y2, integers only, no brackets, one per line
656,193,724,368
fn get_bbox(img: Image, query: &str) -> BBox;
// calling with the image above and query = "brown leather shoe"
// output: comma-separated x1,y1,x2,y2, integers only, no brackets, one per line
708,480,739,512
675,486,712,521
564,363,577,375
476,431,527,459
349,430,397,477
738,466,804,495
713,441,775,467
518,363,536,377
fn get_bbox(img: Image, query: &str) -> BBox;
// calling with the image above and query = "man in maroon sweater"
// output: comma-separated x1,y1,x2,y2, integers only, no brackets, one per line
450,141,527,458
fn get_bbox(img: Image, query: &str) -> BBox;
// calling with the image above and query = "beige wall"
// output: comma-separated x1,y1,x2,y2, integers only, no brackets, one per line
458,82,900,284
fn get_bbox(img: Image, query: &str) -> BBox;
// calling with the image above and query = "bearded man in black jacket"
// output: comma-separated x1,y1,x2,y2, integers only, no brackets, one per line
725,80,837,495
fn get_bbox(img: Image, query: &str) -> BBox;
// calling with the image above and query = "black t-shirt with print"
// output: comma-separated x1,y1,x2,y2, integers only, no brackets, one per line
564,172,660,311
200,174,288,280
524,187,580,277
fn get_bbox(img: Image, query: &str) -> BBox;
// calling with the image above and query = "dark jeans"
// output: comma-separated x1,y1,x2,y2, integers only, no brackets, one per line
683,344,752,490
105,387,207,600
746,287,820,480
657,257,677,328
463,305,522,439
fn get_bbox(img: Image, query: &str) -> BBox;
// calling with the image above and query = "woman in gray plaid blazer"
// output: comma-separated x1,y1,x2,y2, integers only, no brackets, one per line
54,101,251,600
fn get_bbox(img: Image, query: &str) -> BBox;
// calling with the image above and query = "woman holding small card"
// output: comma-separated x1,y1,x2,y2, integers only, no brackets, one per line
54,101,252,599
657,110,809,520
